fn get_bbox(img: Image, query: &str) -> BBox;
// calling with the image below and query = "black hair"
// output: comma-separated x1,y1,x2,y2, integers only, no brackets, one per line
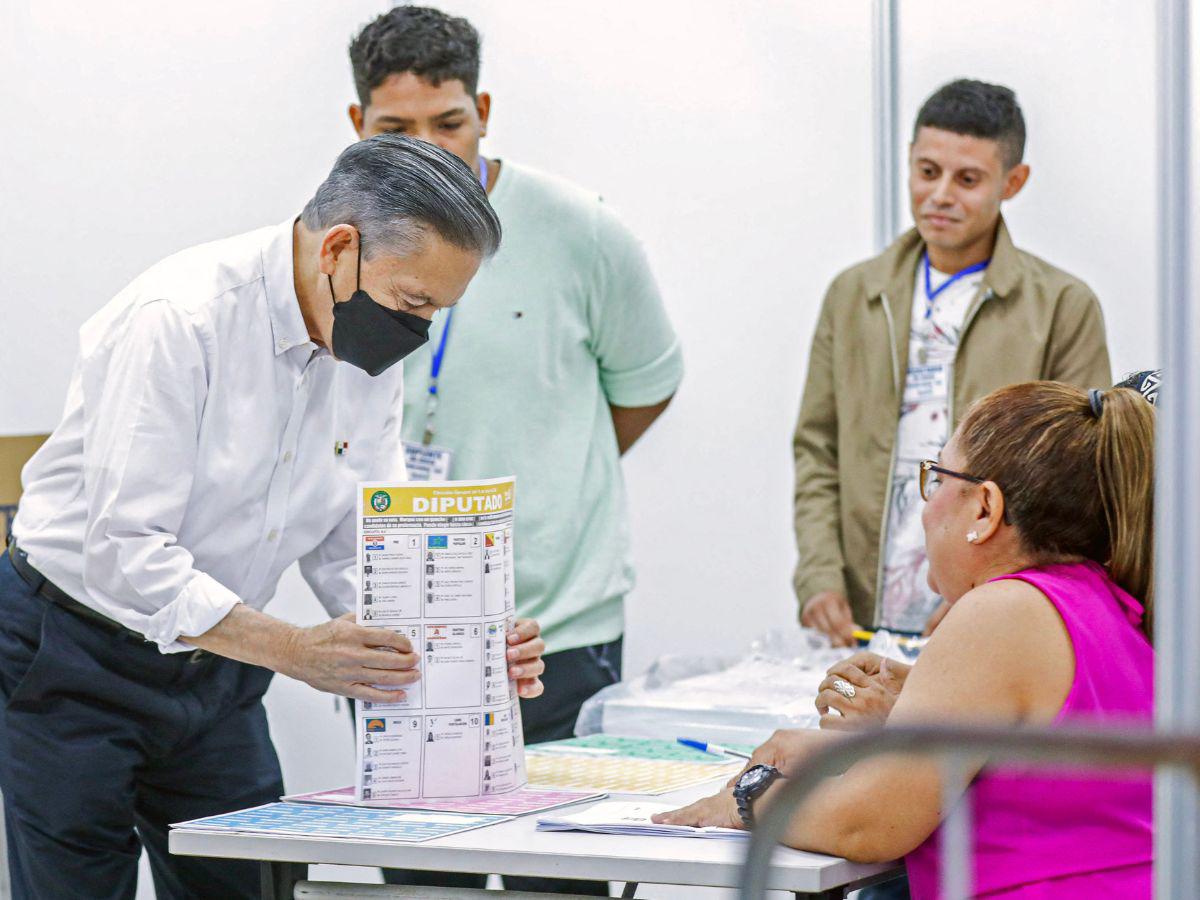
350,5,481,107
913,79,1026,169
301,133,501,259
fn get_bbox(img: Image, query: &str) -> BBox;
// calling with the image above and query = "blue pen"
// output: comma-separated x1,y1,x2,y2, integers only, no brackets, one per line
677,738,752,760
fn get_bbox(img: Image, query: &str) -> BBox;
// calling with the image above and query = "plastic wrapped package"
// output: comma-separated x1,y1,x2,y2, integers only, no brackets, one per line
575,627,929,744
865,629,927,664
575,629,852,745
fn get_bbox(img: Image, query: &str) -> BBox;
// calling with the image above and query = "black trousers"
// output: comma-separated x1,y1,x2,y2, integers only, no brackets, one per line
382,635,623,894
859,875,912,899
0,551,283,900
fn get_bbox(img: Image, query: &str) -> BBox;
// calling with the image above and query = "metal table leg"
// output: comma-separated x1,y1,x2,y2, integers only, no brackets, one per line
261,861,307,900
620,882,639,898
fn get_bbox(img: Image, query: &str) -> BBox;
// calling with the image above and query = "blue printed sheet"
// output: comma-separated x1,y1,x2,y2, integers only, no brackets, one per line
172,801,509,843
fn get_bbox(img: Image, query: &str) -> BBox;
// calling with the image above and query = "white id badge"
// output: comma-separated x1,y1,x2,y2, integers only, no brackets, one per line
904,364,949,405
402,440,454,481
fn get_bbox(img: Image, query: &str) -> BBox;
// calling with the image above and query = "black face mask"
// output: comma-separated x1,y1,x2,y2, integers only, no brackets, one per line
329,240,431,377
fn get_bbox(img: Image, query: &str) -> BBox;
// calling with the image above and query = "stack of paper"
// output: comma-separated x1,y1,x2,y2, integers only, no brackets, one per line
173,802,508,843
525,736,743,794
283,785,602,816
531,734,754,763
536,801,746,840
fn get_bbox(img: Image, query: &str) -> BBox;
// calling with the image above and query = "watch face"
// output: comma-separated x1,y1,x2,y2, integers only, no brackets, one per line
738,765,773,792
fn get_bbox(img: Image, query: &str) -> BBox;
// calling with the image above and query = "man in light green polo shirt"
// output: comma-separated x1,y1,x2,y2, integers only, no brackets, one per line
345,7,681,894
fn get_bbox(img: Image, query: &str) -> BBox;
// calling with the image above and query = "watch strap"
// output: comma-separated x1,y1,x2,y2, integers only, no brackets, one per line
734,764,781,828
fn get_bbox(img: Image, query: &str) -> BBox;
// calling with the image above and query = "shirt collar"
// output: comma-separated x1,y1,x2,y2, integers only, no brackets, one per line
978,217,1021,299
865,215,1019,303
262,218,314,357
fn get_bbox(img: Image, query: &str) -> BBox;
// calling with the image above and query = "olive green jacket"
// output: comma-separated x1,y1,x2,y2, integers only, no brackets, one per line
792,219,1112,627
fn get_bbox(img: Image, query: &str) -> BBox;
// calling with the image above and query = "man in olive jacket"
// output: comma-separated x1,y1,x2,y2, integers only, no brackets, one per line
794,79,1111,646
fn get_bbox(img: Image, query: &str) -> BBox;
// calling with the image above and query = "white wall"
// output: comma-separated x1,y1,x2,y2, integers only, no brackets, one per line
1,2,1169,896
0,0,388,430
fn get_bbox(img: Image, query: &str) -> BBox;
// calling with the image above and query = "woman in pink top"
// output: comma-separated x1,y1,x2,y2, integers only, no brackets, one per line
655,381,1155,898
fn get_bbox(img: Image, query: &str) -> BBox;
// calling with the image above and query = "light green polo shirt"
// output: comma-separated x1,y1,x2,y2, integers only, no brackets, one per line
400,160,683,655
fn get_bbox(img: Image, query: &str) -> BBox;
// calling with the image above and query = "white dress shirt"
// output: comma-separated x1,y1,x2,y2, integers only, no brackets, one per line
14,220,406,652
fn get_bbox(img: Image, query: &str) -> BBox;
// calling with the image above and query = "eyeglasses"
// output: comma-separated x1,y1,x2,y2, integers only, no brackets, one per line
918,459,986,502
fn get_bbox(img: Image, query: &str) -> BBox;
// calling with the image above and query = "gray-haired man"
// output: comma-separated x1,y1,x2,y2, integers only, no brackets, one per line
0,134,546,899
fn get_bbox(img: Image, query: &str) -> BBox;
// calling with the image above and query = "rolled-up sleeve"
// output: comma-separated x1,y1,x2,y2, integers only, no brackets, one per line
79,299,242,652
299,381,407,618
587,204,683,407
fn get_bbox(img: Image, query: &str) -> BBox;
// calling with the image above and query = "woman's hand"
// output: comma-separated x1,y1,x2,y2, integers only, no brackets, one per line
815,652,911,731
651,787,743,830
506,618,546,698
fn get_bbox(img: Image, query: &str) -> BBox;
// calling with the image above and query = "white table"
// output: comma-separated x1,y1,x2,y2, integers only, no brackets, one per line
169,780,900,899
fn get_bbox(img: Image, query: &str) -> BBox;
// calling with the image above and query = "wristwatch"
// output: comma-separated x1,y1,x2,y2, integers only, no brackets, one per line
733,764,781,828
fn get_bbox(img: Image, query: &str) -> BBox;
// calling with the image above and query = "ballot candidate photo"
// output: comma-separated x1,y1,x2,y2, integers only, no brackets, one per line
0,134,546,899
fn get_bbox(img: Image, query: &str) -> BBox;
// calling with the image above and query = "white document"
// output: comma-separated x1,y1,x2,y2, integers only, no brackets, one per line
536,801,747,840
355,477,525,802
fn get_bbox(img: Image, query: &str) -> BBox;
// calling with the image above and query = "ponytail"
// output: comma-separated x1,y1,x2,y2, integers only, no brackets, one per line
958,382,1157,643
1094,387,1156,642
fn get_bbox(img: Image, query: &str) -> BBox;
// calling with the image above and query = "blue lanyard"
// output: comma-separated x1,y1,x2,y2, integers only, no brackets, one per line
923,252,989,318
429,308,454,396
422,157,489,442
428,157,488,394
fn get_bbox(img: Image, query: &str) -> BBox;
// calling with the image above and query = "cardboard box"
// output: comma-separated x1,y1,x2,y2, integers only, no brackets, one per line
1,434,49,540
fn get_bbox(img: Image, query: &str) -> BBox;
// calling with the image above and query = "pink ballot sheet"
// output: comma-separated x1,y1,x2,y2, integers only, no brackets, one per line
283,785,603,817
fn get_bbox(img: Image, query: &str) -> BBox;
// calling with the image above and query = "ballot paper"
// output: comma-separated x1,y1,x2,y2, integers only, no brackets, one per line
355,477,525,802
525,748,742,794
536,801,747,840
173,802,507,843
283,785,603,817
530,734,755,764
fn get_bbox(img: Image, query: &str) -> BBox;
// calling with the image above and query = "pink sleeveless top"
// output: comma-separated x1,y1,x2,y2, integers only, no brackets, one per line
905,562,1154,899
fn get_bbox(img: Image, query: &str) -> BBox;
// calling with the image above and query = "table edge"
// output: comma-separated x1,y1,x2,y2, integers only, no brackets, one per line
170,827,898,892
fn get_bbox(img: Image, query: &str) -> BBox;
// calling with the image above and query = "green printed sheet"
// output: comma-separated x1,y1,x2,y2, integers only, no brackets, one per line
528,734,756,764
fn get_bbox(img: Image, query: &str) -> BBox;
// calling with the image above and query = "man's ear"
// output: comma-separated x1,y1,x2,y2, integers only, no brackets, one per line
349,104,367,140
476,92,492,137
318,225,359,277
1001,163,1030,201
974,481,1008,543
